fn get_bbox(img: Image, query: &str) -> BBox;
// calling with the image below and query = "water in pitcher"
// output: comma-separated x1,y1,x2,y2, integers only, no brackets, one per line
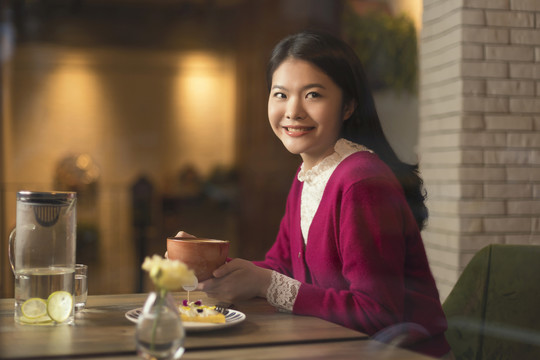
14,267,75,325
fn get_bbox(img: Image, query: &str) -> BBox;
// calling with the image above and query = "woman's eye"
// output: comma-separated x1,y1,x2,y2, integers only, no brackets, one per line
273,92,286,99
306,92,321,99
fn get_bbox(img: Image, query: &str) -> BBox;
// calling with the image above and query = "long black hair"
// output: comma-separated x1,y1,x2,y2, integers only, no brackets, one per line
267,30,428,230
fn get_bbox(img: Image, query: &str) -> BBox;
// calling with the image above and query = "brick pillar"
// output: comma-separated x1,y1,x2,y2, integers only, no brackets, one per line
419,0,540,299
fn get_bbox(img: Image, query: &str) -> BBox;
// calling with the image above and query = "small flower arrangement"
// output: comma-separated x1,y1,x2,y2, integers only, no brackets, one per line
142,255,197,292
138,255,197,357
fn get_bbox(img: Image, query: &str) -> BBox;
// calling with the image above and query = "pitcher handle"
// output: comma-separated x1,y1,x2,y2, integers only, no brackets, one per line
8,229,16,274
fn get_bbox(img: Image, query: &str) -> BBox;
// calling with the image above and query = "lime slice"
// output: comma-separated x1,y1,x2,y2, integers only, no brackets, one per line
21,298,47,319
47,291,73,323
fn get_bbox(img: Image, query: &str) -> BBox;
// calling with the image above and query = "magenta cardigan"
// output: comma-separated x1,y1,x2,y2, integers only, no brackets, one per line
254,151,450,357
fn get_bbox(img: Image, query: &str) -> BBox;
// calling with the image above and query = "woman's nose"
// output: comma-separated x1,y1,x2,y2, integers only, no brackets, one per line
285,98,305,120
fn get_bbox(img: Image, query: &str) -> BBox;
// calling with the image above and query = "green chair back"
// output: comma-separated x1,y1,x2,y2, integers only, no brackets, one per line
443,244,540,360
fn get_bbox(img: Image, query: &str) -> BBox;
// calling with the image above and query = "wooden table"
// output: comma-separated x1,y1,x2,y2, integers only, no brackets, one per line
0,292,434,359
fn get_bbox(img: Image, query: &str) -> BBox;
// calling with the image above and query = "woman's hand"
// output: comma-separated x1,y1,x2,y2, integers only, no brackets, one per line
197,258,272,303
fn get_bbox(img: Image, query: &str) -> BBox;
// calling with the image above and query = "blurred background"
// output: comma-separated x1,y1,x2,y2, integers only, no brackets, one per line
1,0,422,296
3,0,537,301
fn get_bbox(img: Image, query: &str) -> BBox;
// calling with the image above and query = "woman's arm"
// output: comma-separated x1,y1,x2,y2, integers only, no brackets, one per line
197,180,301,303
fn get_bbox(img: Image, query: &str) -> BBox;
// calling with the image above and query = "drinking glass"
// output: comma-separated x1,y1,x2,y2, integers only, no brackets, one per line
74,264,88,311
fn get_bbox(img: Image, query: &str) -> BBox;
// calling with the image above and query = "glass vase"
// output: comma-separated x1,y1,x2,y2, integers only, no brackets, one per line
135,291,185,360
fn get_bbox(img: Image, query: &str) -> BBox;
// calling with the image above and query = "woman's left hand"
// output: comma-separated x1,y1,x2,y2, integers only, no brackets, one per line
197,258,272,303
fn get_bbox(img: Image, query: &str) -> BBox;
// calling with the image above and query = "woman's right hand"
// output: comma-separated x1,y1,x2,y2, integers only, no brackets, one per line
197,258,272,303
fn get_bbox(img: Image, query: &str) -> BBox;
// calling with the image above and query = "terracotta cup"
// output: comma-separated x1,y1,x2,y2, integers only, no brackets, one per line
166,237,229,281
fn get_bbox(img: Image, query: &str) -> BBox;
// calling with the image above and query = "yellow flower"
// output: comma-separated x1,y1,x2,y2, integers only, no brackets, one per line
142,255,197,291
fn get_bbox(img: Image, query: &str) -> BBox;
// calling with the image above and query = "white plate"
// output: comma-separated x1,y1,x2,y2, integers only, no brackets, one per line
125,308,246,332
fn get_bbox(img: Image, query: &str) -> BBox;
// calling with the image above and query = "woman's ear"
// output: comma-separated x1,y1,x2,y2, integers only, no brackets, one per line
342,100,356,121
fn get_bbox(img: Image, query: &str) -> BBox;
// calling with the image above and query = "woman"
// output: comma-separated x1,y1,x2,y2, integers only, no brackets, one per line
192,30,452,358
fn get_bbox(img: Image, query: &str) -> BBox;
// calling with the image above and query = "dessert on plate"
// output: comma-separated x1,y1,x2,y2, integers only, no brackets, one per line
178,300,226,323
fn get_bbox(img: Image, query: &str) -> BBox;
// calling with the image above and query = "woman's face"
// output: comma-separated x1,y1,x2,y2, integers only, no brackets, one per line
268,58,353,170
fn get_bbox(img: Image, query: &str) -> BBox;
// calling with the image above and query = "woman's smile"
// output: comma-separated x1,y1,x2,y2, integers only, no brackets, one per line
282,125,316,136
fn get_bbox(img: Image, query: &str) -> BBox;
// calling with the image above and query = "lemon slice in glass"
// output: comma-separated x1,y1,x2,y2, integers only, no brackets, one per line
21,298,47,319
47,291,73,323
20,314,53,325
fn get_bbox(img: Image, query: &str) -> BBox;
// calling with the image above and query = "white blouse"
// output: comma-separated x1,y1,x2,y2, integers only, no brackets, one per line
266,139,372,312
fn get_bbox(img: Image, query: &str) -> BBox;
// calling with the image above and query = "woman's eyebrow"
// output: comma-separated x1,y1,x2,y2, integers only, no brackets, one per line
302,83,326,90
271,83,326,91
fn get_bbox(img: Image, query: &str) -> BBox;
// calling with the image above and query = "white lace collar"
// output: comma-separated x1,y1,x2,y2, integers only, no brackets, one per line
297,139,372,183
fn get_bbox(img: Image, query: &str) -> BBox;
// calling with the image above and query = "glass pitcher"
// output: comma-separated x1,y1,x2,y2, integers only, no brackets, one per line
9,191,77,325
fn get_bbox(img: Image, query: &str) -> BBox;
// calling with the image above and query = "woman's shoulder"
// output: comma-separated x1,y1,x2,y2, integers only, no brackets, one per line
327,153,404,202
334,151,396,183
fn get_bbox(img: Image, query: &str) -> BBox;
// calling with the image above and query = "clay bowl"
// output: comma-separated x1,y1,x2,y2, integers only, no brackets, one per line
166,237,229,281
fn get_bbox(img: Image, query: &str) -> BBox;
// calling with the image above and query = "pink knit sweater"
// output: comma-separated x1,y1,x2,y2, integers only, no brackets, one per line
255,151,450,357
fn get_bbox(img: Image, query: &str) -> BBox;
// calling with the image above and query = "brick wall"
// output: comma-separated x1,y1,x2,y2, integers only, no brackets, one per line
419,0,540,299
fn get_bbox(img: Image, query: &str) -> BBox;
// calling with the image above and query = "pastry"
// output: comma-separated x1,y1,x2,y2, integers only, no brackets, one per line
178,300,226,323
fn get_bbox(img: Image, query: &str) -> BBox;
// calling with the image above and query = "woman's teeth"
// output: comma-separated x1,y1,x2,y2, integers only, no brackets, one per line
285,127,313,132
